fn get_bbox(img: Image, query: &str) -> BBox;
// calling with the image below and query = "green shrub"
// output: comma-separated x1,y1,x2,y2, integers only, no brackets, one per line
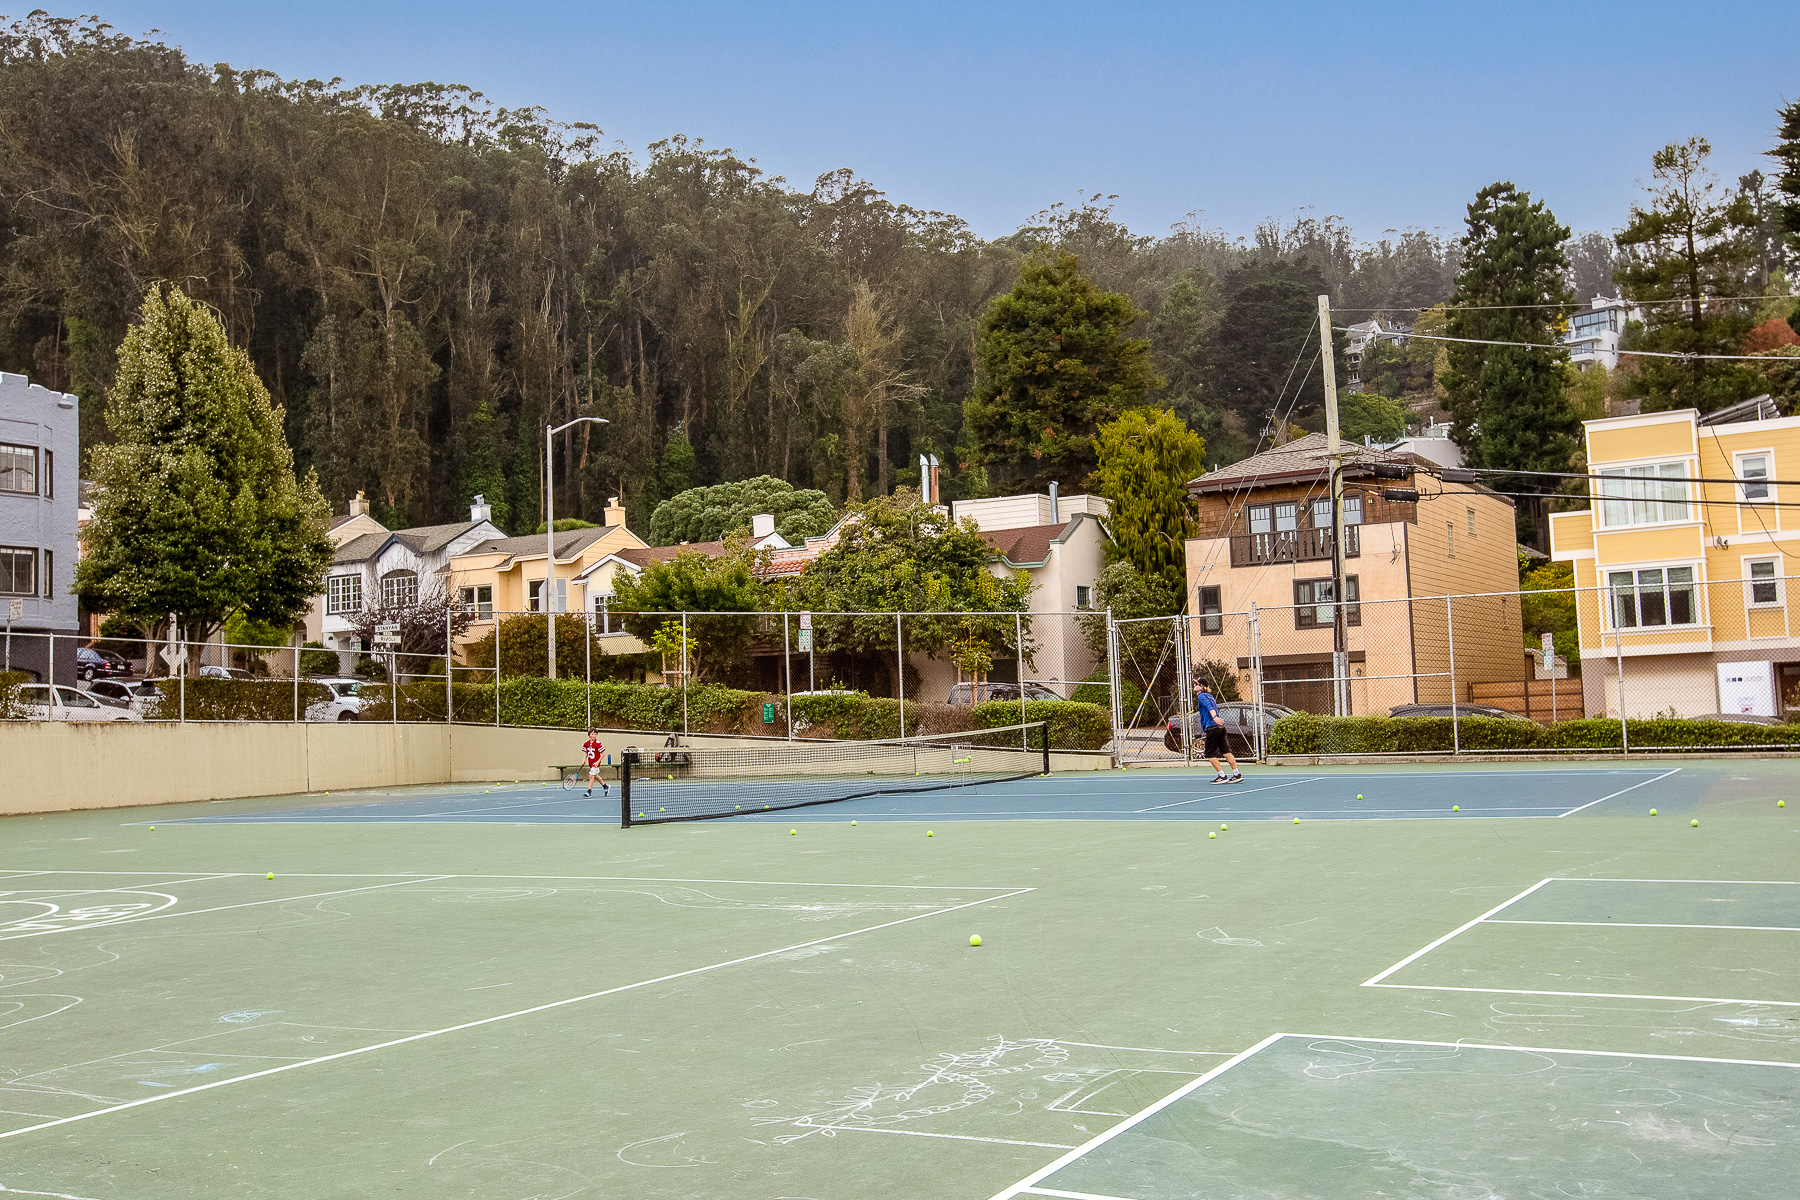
1268,713,1800,755
299,641,340,675
0,670,27,720
1070,673,1142,718
971,699,1112,751
151,678,333,721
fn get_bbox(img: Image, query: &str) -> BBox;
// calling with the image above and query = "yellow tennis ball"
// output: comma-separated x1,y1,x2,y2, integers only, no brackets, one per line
1356,793,1363,800
969,934,981,947
1650,808,1657,816
1293,817,1300,824
1780,800,1786,808
1220,823,1228,831
266,873,274,880
1452,805,1460,812
851,820,857,826
926,830,934,837
1208,831,1216,839
1691,819,1699,827
149,826,155,831
789,829,797,836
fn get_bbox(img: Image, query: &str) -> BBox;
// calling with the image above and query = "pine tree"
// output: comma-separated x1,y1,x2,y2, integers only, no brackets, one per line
1440,182,1582,545
1765,100,1800,335
966,252,1161,492
1090,407,1204,599
73,287,334,644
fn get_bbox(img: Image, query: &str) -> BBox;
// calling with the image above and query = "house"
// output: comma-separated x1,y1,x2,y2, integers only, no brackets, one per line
1341,319,1393,390
1184,432,1526,714
0,372,78,684
1549,396,1800,719
445,497,650,654
1564,295,1643,371
305,494,505,669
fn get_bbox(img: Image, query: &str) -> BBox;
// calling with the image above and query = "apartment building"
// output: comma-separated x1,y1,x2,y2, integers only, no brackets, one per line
1550,396,1800,718
1185,433,1525,714
0,372,79,684
1564,295,1642,372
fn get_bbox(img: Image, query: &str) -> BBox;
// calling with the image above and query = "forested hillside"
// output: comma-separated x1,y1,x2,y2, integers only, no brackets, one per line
0,13,1464,536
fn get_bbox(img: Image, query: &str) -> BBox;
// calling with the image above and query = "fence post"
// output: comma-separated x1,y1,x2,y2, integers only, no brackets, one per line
1176,614,1194,764
584,606,592,733
783,611,793,741
178,633,185,723
1249,603,1264,762
1616,631,1628,756
1015,609,1026,747
48,633,54,690
1106,607,1123,769
1446,595,1459,756
445,606,454,725
293,639,300,722
895,611,905,736
681,611,689,736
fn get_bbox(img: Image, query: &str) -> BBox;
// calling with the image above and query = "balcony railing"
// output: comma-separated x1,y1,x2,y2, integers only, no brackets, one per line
1229,525,1359,567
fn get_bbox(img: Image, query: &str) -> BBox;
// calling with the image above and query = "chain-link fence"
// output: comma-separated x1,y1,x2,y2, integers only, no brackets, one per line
9,578,1799,755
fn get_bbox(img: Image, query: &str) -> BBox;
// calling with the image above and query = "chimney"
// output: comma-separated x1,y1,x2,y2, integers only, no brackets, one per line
604,495,627,528
469,493,492,523
349,490,370,518
929,454,941,507
1048,481,1059,524
751,513,776,540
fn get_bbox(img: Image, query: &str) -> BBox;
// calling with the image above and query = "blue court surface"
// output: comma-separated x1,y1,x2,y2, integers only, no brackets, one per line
145,764,1701,825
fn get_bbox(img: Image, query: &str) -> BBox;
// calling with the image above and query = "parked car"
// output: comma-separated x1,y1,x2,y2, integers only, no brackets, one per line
946,682,1063,704
1388,703,1533,721
1171,701,1299,756
305,677,367,721
75,646,132,682
85,678,166,717
198,664,255,681
15,684,143,722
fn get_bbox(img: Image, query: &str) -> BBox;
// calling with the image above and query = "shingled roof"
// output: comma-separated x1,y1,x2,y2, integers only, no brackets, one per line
465,526,613,563
1188,432,1413,494
983,517,1089,567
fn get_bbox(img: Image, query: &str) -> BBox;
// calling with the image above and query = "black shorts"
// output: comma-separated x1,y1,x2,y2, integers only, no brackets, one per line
1202,725,1229,758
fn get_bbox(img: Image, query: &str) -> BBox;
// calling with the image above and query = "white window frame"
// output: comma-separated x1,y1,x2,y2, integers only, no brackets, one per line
1734,449,1774,504
1596,458,1693,529
1446,520,1454,558
1744,556,1783,609
1466,507,1475,536
1605,562,1703,631
380,570,418,609
326,574,363,615
0,443,36,495
457,583,493,619
1343,495,1364,526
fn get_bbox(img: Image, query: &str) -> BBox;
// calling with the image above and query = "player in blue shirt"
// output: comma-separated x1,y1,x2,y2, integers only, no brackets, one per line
1195,681,1242,785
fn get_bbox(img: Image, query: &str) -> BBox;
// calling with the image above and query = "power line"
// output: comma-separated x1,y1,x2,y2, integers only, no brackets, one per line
1335,325,1798,363
1332,294,1792,312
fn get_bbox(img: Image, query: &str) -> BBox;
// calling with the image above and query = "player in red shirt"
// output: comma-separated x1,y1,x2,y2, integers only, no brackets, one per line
582,728,608,797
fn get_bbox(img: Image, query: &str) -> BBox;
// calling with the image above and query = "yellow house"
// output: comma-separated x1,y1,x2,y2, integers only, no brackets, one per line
447,497,651,655
1550,396,1800,719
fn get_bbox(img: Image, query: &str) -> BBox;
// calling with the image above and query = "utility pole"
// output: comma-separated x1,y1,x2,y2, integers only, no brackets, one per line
1316,295,1350,717
545,416,608,680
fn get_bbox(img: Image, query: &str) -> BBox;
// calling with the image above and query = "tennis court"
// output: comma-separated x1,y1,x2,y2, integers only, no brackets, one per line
1,751,1795,1199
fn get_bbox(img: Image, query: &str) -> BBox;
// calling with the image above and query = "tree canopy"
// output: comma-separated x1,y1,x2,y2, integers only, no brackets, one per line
1090,407,1204,599
72,287,333,643
647,476,837,547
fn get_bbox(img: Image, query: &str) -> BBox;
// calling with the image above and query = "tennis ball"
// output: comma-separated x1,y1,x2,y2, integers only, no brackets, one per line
148,826,154,831
851,820,857,826
789,829,797,836
1220,823,1228,831
927,830,934,837
266,873,274,880
1780,800,1786,808
667,774,674,780
1294,817,1301,824
1650,808,1657,816
1208,832,1216,839
1691,819,1700,827
1452,805,1460,812
969,934,981,947
1356,794,1363,800
659,807,665,812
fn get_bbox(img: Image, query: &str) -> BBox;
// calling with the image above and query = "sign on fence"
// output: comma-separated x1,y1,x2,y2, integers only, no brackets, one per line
797,628,813,651
160,644,187,669
6,598,20,621
762,702,775,724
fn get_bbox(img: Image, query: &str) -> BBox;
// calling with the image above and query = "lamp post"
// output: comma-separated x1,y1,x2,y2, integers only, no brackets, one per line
546,416,609,680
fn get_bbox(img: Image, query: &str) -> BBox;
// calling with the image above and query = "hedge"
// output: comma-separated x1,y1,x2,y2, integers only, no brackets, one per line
1269,712,1800,755
1069,674,1142,720
151,678,334,721
0,670,26,720
972,699,1112,751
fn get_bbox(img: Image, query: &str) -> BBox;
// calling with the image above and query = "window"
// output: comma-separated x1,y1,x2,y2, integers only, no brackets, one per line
457,584,493,619
1074,584,1092,610
593,591,615,634
1343,495,1363,526
1748,559,1781,607
326,574,363,614
528,580,543,612
1446,521,1455,557
1598,462,1689,526
530,579,566,613
1294,576,1360,629
380,570,418,608
0,444,35,494
1310,498,1331,528
1197,585,1222,635
1248,505,1271,535
42,549,52,599
0,546,34,595
1608,566,1697,629
1466,507,1475,536
1274,503,1298,533
1738,454,1771,502
43,449,52,499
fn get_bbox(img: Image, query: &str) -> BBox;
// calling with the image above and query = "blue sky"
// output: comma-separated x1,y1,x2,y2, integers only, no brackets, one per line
70,1,1796,243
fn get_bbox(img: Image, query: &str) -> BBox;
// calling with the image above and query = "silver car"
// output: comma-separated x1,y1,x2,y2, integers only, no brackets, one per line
15,684,143,722
85,679,166,718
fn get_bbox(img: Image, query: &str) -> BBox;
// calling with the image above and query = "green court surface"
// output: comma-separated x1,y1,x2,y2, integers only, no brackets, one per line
0,759,1796,1199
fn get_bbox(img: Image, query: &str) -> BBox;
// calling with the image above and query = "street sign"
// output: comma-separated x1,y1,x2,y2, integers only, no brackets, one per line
798,612,811,630
160,645,187,668
1540,632,1555,671
6,599,20,621
797,628,813,652
762,702,775,724
375,622,401,635
374,633,401,646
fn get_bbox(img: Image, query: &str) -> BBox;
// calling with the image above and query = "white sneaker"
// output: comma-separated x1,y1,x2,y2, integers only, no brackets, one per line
1209,775,1229,785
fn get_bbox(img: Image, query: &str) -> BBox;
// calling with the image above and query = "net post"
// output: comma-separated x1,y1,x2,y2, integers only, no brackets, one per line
620,750,635,827
1040,720,1050,775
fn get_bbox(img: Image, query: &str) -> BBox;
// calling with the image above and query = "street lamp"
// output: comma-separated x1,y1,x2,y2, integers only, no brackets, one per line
546,416,608,679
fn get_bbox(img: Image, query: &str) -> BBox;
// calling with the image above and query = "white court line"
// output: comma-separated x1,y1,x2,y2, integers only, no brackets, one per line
991,1029,1800,1200
1045,1041,1229,1057
1133,778,1323,812
1361,878,1557,987
816,1125,1076,1150
1365,982,1800,1007
0,873,235,896
987,1033,1288,1200
0,870,1020,891
0,878,448,942
1550,876,1800,886
0,887,1034,1143
1488,918,1800,932
1557,767,1682,816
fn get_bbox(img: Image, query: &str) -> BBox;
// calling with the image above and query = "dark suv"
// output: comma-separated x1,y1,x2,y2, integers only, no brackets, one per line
76,646,132,682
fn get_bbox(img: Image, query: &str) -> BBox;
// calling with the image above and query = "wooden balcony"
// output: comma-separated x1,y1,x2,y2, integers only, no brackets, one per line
1228,525,1359,567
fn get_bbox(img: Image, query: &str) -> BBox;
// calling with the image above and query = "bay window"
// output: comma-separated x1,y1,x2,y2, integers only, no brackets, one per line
1608,566,1697,629
1598,462,1689,527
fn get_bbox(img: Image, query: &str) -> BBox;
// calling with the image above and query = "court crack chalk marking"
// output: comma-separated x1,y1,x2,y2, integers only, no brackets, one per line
0,886,1033,1143
0,877,448,943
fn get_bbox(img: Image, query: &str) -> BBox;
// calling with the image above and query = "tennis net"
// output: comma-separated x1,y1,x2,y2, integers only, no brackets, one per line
619,721,1050,826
